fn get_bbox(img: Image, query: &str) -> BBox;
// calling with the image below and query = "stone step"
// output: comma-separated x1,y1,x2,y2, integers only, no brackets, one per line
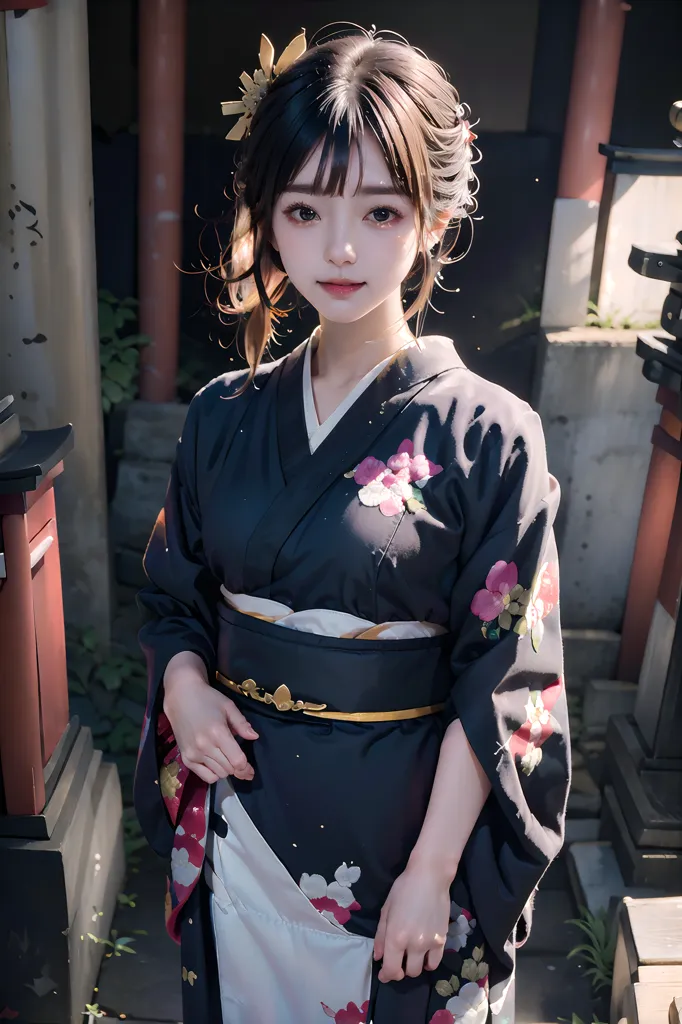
582,678,638,738
123,399,189,463
566,841,668,919
567,767,602,818
110,459,170,551
514,952,594,1024
563,628,621,692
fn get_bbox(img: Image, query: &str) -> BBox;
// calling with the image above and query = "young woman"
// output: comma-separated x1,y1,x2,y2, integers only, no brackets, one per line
134,25,570,1024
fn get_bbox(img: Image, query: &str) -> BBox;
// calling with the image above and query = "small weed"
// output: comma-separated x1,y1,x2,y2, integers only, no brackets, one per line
585,301,659,331
499,296,541,332
558,1015,607,1024
566,905,617,993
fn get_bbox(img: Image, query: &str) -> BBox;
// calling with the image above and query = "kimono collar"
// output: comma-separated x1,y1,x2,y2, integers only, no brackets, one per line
242,334,465,593
276,334,465,479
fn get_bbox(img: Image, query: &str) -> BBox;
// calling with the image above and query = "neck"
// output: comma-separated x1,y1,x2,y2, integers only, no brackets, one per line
312,294,414,385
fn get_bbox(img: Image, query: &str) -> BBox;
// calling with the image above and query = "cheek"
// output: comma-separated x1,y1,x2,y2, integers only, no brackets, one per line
370,226,419,279
272,220,315,278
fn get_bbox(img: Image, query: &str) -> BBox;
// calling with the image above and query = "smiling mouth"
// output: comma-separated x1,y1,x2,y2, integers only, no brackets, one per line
318,280,366,296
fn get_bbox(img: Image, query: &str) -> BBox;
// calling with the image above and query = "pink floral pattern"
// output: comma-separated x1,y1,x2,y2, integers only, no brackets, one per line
471,559,558,651
321,999,369,1023
300,862,362,927
349,439,443,517
470,561,520,623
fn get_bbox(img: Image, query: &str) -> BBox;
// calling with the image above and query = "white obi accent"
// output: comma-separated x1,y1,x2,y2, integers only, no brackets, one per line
206,777,374,1024
220,586,446,641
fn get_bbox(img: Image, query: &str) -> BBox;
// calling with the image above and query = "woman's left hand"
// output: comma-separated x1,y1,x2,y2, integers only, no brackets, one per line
373,863,452,982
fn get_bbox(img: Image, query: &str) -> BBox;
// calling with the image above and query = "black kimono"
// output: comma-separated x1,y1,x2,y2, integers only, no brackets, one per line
134,335,570,1024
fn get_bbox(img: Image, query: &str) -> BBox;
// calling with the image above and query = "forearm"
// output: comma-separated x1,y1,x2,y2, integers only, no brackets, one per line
408,717,491,883
163,651,210,712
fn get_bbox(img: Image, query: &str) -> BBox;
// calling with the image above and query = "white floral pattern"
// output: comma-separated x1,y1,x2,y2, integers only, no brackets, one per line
445,981,489,1023
299,862,362,926
445,901,477,952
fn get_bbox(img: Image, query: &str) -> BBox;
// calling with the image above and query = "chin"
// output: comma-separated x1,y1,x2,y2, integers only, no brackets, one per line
302,291,385,325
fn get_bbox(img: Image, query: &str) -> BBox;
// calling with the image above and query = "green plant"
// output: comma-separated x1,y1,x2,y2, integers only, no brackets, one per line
499,296,541,332
566,905,617,993
98,289,149,413
585,301,659,331
66,625,148,829
87,928,137,956
558,1015,607,1024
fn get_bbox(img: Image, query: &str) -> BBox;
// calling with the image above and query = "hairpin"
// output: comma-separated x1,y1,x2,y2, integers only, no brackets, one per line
463,120,478,145
221,30,307,141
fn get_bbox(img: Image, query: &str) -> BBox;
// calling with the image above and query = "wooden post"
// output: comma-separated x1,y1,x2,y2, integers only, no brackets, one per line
557,0,629,203
618,392,682,681
138,0,187,402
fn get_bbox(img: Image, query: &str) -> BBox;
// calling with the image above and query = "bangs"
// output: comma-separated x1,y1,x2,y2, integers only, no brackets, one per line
245,61,433,229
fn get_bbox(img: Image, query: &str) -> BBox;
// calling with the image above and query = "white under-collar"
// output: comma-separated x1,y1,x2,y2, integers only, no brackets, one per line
302,331,416,454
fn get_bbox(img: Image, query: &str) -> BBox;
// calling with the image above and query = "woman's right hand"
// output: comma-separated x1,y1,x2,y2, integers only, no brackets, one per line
163,653,259,785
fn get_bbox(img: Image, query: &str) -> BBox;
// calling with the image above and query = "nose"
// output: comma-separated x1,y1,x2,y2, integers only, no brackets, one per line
324,216,357,268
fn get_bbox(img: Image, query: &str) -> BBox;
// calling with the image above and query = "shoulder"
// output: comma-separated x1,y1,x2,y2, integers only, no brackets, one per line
182,351,285,435
421,351,543,459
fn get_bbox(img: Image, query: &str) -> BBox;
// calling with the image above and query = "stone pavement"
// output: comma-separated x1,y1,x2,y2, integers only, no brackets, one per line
89,844,598,1024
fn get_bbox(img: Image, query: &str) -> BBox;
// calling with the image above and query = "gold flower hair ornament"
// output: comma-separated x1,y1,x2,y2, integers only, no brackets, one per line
221,30,307,141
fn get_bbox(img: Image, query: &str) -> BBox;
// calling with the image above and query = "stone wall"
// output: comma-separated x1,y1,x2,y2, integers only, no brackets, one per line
110,401,188,588
533,328,660,632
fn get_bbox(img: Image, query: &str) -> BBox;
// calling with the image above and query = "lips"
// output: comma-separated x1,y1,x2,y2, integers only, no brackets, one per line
318,280,365,298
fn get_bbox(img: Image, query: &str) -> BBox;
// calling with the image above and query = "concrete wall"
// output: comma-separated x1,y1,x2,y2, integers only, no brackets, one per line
596,172,682,324
533,329,660,632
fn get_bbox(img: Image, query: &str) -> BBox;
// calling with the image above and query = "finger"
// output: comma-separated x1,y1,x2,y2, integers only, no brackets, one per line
204,747,234,777
215,730,254,776
373,908,388,961
184,760,219,784
226,758,255,781
201,753,232,779
404,950,427,979
425,943,445,972
378,940,405,984
224,699,259,740
205,747,254,781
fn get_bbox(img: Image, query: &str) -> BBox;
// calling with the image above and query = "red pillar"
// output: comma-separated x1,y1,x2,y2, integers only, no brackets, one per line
557,0,629,202
138,0,187,402
618,398,682,681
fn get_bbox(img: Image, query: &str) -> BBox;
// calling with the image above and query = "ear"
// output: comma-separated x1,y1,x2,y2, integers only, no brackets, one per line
425,210,454,251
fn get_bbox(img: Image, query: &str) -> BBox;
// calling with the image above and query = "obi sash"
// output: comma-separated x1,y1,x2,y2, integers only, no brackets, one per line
214,603,453,721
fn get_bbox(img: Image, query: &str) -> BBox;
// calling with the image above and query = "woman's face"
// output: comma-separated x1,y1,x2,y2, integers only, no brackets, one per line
271,132,420,324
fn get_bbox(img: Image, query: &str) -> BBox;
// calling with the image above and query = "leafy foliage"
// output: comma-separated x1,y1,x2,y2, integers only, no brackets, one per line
499,295,541,332
585,301,659,331
566,905,617,993
98,290,149,413
87,928,137,956
66,625,147,854
558,1016,607,1024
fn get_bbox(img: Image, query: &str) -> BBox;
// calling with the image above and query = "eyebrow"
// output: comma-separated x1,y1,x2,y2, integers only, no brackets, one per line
282,184,402,197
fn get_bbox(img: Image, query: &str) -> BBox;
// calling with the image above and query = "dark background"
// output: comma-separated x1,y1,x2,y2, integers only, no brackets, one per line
88,0,682,401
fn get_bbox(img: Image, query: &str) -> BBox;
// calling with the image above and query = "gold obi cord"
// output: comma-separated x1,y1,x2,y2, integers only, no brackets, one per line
216,671,445,722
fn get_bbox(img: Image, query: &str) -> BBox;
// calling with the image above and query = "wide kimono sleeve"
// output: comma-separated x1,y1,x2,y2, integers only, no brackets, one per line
133,391,222,857
445,404,570,977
